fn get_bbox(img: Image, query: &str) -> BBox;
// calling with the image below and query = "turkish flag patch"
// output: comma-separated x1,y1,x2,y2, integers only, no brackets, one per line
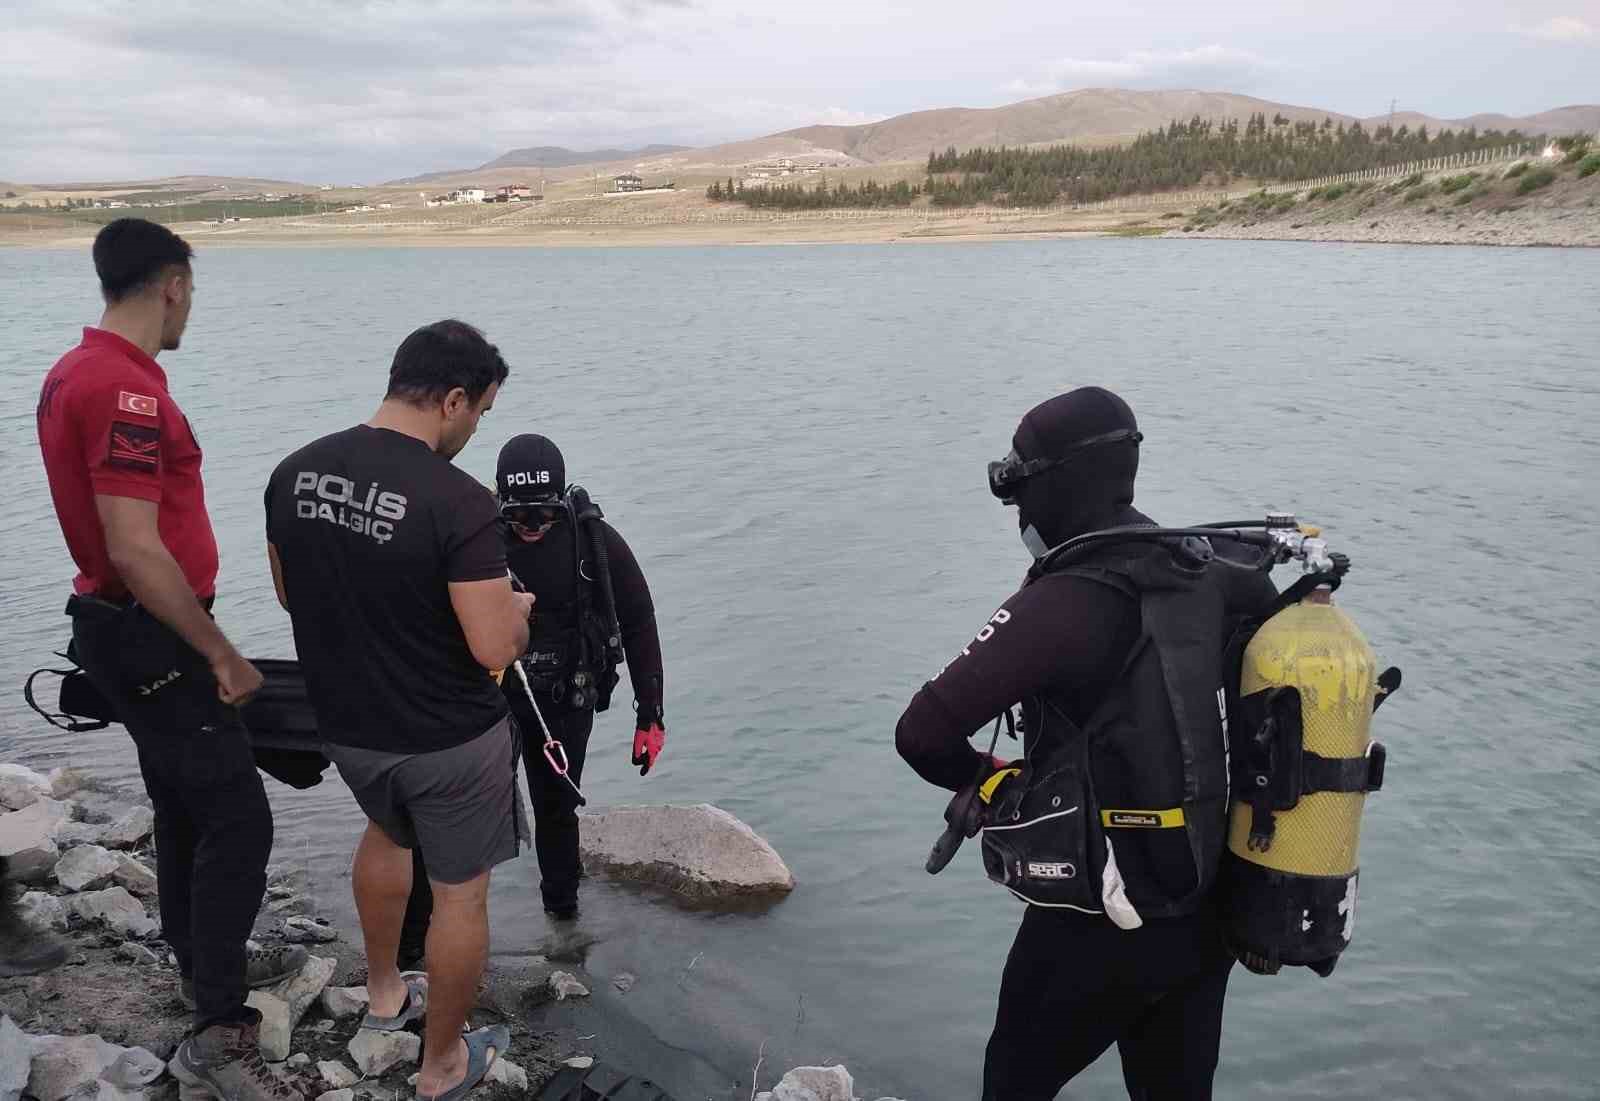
108,421,160,472
117,391,158,417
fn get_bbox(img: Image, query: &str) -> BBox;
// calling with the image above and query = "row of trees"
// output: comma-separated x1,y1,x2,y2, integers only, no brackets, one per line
706,176,922,210
925,115,1538,206
926,115,1537,206
706,115,1542,210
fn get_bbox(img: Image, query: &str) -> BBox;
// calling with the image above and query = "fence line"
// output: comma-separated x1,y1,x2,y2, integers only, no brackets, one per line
267,142,1544,232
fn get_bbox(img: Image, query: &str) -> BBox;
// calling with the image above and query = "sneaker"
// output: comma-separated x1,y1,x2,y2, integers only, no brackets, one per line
0,906,69,977
180,944,309,1011
170,1014,303,1101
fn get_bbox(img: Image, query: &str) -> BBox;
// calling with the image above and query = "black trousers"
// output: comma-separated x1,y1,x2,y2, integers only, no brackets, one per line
70,604,272,1031
398,693,593,960
981,903,1235,1101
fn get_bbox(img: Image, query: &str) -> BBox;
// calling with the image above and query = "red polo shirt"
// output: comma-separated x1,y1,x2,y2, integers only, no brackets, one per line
36,327,219,599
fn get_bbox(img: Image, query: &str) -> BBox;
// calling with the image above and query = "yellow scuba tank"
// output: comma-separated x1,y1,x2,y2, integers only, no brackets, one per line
1222,582,1396,977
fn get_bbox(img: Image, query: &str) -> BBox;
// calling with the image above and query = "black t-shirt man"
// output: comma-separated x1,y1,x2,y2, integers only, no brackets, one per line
264,424,509,752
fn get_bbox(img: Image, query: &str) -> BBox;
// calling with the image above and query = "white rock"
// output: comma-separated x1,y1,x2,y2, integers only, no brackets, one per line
55,821,104,848
245,991,293,1064
549,971,590,1000
1,1015,34,1101
99,806,155,850
611,972,636,993
347,1029,420,1076
577,804,795,903
46,768,85,800
92,1084,152,1101
319,986,370,1020
283,916,338,943
114,942,162,966
0,764,51,811
111,853,158,898
563,1056,594,1070
18,891,68,932
54,844,121,891
768,1066,855,1101
318,1060,361,1089
265,953,337,1035
25,1033,127,1101
286,1053,311,1068
484,1059,527,1089
317,1091,355,1101
66,887,159,938
102,1047,165,1089
0,801,66,883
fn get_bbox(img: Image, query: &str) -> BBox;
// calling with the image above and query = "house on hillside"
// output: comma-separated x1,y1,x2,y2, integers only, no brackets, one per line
454,188,487,203
498,184,534,200
611,173,644,192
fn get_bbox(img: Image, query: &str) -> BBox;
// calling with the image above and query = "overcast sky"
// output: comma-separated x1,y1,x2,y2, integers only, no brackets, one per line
3,0,1596,185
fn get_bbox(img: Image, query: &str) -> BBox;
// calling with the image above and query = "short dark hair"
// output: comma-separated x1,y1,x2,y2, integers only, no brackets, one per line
93,218,193,303
385,320,509,407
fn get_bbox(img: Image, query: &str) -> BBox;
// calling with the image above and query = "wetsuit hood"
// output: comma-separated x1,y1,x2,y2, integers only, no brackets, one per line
1010,387,1141,548
497,433,565,502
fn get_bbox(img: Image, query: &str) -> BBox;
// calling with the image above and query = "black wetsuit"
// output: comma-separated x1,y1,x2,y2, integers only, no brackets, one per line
899,517,1274,1100
504,516,662,913
400,513,661,949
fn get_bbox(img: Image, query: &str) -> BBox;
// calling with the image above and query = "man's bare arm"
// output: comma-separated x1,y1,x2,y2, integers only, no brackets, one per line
95,494,261,704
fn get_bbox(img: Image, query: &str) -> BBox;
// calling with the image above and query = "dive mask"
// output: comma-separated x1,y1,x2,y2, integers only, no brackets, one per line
986,429,1143,502
500,499,565,528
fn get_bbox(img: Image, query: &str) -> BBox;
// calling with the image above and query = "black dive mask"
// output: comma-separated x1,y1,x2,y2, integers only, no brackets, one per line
500,498,565,528
987,429,1143,503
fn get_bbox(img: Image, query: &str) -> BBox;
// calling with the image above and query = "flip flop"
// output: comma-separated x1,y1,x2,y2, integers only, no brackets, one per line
415,1023,509,1101
360,973,428,1032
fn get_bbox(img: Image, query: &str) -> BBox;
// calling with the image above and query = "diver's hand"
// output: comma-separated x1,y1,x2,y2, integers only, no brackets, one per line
512,590,536,621
212,650,264,707
632,723,665,776
977,757,1022,806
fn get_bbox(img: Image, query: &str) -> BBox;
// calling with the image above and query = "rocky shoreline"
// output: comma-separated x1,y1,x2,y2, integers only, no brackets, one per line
1164,156,1600,248
0,760,566,1101
2,763,903,1101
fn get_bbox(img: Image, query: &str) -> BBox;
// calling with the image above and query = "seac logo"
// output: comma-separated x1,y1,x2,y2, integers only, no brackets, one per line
1025,861,1076,880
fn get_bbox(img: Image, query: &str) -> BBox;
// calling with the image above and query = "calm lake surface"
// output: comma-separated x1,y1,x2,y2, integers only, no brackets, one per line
3,239,1597,1100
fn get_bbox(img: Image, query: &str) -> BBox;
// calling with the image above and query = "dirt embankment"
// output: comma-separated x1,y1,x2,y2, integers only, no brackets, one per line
1169,156,1600,247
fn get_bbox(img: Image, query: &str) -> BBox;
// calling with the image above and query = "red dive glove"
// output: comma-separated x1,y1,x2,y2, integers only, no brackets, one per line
632,723,665,776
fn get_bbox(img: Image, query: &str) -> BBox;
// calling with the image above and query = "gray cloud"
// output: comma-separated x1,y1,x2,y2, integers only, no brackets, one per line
3,0,1596,184
1511,15,1596,41
1012,46,1277,97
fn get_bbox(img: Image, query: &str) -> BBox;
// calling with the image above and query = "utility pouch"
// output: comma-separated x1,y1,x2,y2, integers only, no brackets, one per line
979,740,1104,914
65,594,192,700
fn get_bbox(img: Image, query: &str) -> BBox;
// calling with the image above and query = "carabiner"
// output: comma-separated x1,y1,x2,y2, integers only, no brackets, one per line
543,738,570,776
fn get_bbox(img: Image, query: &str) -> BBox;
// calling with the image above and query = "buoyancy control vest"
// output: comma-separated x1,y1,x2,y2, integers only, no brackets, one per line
979,540,1235,924
511,487,624,713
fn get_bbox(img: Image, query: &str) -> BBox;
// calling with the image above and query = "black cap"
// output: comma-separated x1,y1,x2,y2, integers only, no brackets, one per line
1010,387,1141,544
1013,386,1138,461
496,434,565,502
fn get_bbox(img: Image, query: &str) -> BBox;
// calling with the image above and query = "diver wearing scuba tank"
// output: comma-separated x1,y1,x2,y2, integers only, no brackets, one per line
896,387,1276,1101
399,434,663,948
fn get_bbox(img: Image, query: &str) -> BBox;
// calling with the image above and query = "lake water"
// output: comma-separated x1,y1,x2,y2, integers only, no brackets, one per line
3,239,1597,1100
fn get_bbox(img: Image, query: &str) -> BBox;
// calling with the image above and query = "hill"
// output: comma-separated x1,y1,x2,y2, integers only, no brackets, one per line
695,90,1600,168
390,144,692,185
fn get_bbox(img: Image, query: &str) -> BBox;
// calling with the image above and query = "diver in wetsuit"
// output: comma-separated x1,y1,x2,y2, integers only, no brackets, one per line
897,387,1276,1101
399,434,664,956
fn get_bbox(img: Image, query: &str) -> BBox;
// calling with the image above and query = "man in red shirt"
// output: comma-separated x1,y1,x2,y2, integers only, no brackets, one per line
36,219,305,1101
